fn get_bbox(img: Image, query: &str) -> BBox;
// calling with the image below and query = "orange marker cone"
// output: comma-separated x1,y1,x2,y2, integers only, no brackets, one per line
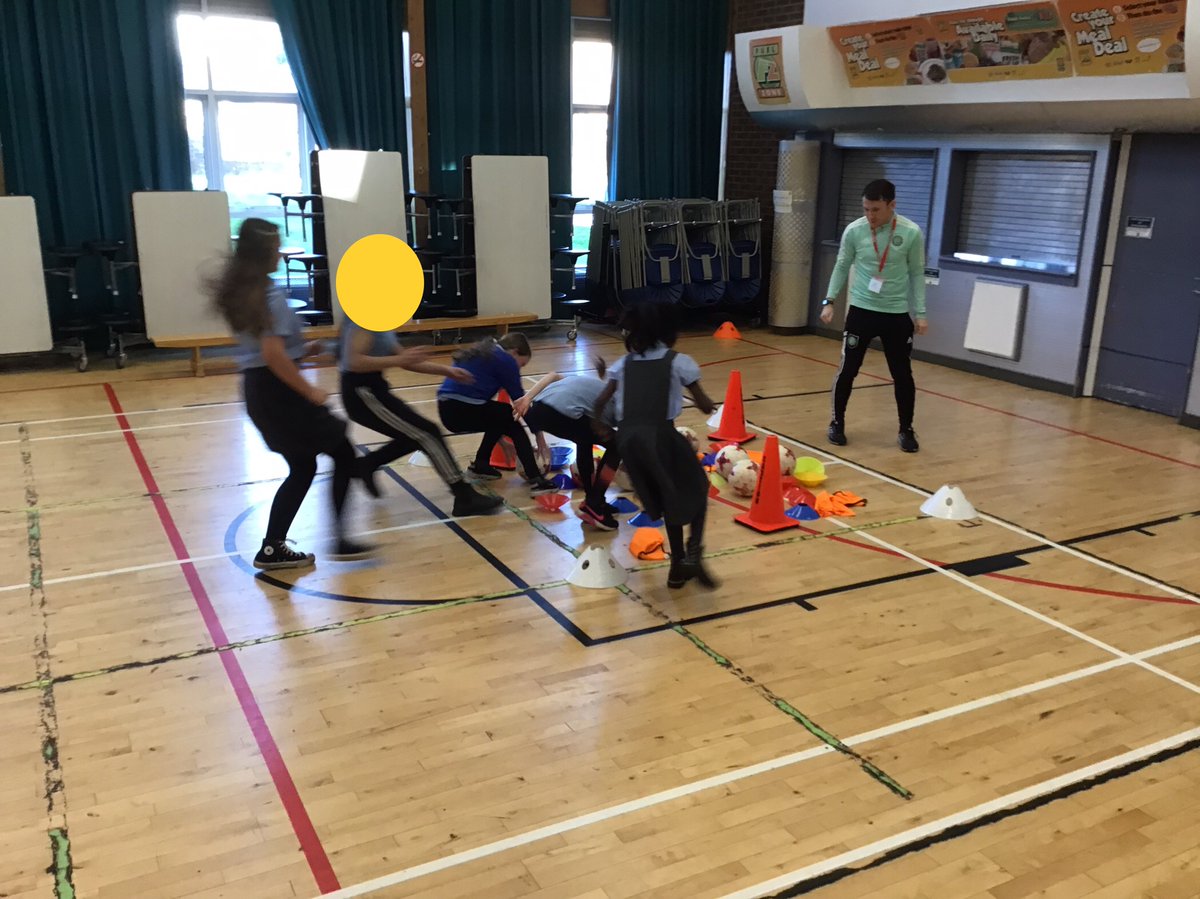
735,436,800,533
708,370,754,444
714,321,741,340
490,436,517,470
488,388,518,469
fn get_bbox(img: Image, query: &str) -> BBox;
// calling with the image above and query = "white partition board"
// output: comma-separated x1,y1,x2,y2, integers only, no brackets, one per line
472,156,552,320
964,278,1027,360
0,197,53,355
318,150,408,324
133,191,232,341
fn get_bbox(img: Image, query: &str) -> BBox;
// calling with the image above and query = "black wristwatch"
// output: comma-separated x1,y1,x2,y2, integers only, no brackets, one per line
820,299,834,307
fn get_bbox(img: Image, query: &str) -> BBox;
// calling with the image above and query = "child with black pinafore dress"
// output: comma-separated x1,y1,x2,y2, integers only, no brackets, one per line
592,303,719,590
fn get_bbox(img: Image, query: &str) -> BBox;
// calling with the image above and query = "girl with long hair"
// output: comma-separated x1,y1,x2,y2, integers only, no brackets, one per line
210,218,370,569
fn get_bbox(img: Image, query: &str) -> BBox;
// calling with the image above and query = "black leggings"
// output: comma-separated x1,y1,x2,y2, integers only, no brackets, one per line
343,372,465,486
438,398,541,477
522,403,619,508
267,444,354,542
243,366,355,544
832,306,916,430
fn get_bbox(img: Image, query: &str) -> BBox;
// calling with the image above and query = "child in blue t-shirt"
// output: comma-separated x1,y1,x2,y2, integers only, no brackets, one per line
437,333,556,494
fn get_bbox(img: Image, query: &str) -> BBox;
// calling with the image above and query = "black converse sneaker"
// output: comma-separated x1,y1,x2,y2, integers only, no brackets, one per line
898,428,920,453
466,463,503,481
528,476,558,495
253,540,315,571
827,420,847,446
329,538,375,561
452,490,503,517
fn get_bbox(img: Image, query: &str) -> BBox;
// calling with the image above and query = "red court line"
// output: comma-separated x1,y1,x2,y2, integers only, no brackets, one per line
103,383,340,894
987,572,1195,606
710,484,1179,603
734,336,1200,471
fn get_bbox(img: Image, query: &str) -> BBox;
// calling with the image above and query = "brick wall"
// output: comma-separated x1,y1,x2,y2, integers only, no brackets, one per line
726,0,806,308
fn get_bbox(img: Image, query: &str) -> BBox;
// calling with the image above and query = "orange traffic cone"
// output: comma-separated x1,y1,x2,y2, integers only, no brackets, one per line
714,321,741,340
735,436,799,533
489,388,517,469
708,370,754,444
490,436,517,470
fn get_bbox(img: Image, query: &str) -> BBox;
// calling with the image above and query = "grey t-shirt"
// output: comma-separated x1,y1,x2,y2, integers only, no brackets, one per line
235,287,306,371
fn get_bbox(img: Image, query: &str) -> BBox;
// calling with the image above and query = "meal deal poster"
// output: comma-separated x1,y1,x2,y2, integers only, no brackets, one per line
1059,0,1187,75
827,18,942,86
929,2,1073,82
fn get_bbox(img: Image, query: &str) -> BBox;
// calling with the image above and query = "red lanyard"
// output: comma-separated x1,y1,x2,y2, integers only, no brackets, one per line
871,217,897,273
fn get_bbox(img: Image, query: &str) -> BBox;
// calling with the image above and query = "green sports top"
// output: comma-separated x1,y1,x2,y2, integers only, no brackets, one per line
825,213,927,317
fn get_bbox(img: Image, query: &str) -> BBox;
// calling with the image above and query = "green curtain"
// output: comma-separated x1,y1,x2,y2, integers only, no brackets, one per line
426,0,571,197
272,0,408,155
0,0,191,249
609,0,729,200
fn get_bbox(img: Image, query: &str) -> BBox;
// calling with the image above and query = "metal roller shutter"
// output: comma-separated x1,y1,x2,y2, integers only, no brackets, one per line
837,149,936,238
957,152,1093,276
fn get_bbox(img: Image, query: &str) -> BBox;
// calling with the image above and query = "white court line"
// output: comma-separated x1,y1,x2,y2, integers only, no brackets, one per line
0,364,575,432
0,502,538,594
0,396,448,446
747,421,1200,605
0,417,245,445
315,629,1200,899
829,517,1200,698
723,726,1200,899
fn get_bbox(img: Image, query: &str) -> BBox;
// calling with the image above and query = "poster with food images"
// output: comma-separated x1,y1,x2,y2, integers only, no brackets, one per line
927,2,1073,82
1059,0,1186,75
828,18,943,86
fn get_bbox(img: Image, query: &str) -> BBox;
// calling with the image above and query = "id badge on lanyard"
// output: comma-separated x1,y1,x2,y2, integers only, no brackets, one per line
869,218,897,294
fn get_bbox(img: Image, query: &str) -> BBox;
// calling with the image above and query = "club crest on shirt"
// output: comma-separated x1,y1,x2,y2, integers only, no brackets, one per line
892,234,904,247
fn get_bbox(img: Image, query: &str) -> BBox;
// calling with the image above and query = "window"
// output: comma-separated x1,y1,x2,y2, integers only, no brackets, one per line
953,151,1093,277
838,150,937,239
176,13,314,246
571,19,613,253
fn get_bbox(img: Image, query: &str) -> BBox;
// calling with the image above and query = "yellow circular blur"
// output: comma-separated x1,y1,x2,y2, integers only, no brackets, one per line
336,234,424,332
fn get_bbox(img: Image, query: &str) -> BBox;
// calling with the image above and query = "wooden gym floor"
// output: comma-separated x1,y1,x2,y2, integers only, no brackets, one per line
1,328,1199,899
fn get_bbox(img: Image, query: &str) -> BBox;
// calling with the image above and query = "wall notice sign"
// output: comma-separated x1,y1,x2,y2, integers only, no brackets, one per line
750,36,790,103
924,267,941,285
1125,215,1154,239
773,190,793,214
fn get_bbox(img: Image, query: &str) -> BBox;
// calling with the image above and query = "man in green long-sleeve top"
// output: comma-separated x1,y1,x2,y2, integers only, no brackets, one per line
821,179,928,453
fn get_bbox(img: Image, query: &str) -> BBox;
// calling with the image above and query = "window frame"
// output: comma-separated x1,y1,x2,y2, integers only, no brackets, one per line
178,11,316,230
570,16,613,258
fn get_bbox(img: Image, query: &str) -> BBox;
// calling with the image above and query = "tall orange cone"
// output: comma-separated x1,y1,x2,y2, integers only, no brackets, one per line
735,436,799,533
708,370,754,444
714,321,741,340
490,388,518,469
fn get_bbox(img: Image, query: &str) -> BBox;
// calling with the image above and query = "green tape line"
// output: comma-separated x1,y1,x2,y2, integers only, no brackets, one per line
496,485,914,801
48,827,74,899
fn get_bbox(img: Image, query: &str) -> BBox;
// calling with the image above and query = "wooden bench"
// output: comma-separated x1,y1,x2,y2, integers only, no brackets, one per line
153,313,540,377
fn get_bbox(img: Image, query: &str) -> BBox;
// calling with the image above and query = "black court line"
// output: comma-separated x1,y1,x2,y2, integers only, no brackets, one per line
586,569,933,645
765,735,1200,897
582,508,1199,644
378,462,594,646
